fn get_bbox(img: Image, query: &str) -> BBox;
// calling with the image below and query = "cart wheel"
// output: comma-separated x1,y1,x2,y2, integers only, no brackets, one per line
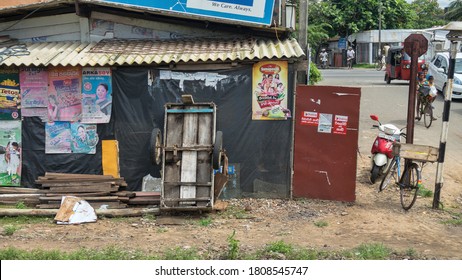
150,128,162,165
213,131,223,170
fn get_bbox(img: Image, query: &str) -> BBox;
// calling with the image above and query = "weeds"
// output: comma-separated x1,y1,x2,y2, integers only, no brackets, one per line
198,216,213,227
163,247,199,260
3,224,20,236
442,212,462,226
351,243,391,260
227,230,240,259
15,201,27,209
314,220,328,227
418,186,433,198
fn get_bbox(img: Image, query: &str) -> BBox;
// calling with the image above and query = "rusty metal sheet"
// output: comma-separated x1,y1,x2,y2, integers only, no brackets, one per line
293,85,361,202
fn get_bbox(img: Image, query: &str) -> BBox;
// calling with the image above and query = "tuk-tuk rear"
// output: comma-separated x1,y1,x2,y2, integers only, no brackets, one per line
385,46,426,84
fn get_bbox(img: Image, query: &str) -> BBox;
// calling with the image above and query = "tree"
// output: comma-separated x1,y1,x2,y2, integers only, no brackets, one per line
409,0,446,28
445,0,462,20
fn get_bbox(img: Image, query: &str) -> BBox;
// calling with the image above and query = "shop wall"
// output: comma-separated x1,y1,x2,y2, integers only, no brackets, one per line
17,65,294,198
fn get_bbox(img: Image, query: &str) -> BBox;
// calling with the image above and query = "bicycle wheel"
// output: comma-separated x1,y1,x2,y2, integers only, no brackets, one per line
374,60,382,71
379,159,397,192
399,163,420,210
423,103,433,128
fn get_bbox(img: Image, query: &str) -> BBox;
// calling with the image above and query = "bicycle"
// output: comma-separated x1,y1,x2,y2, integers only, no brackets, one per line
415,86,434,128
379,143,437,210
374,55,385,71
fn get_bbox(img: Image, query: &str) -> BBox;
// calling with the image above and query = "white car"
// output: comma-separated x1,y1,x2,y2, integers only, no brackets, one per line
428,52,462,99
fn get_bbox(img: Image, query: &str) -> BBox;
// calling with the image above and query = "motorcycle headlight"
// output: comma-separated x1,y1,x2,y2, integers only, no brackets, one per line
454,77,462,85
405,65,410,69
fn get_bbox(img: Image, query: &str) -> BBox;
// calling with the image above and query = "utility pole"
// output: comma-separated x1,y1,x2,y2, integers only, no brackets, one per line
378,1,382,58
298,0,308,84
433,22,462,209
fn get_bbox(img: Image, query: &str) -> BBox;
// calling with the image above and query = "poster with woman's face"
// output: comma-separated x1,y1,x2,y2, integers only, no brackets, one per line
70,123,98,154
252,61,290,120
0,120,22,186
48,66,82,122
81,67,112,124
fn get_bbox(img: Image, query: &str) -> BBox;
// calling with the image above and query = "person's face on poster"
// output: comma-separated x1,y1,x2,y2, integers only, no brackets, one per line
78,126,86,141
96,84,108,100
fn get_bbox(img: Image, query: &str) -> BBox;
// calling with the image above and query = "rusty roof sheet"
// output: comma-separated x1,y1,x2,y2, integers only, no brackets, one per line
0,38,305,67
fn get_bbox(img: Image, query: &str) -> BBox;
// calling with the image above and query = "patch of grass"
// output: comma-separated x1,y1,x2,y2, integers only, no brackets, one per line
354,63,376,69
0,216,51,226
418,186,433,197
142,213,157,221
3,224,20,236
219,205,249,219
314,220,328,227
350,243,391,260
198,216,212,227
156,227,168,233
442,212,462,226
15,201,27,209
227,230,240,260
163,247,199,260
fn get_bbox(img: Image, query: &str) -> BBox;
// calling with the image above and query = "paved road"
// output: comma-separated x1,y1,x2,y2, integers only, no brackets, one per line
318,68,462,183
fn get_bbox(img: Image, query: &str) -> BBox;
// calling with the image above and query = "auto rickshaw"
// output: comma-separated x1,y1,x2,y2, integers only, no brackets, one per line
384,46,426,84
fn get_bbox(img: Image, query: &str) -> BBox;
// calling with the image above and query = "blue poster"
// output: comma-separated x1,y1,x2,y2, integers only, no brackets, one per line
100,0,275,25
81,67,112,124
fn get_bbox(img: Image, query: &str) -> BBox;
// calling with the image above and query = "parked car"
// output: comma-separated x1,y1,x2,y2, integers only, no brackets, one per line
428,52,462,99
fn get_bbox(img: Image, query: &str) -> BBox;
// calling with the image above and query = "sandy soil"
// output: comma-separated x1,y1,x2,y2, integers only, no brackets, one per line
1,158,461,260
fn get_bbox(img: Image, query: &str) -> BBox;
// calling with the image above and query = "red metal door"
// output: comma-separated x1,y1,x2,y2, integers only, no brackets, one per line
293,85,361,202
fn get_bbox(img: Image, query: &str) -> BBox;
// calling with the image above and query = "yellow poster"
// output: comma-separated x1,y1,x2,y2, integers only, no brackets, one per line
252,61,290,120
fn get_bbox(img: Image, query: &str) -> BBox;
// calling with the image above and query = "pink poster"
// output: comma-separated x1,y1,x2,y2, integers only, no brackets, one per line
48,66,82,122
19,67,48,108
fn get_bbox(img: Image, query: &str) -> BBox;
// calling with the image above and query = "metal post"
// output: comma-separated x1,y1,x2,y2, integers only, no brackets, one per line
406,41,419,144
378,2,382,58
433,30,460,209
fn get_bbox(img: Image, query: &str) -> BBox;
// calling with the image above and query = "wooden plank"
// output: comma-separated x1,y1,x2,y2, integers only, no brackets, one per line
180,105,199,204
39,196,119,202
37,178,125,185
114,191,136,198
47,184,115,193
0,187,41,194
164,111,184,207
393,143,439,162
134,191,161,197
44,173,115,179
197,111,213,206
0,208,160,217
44,192,112,197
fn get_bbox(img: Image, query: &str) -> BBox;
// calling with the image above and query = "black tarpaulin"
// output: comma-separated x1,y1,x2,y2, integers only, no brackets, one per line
21,65,293,197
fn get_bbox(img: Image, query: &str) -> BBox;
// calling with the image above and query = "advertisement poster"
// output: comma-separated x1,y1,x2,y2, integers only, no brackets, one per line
70,123,98,154
333,115,348,135
252,61,290,120
0,120,22,186
81,67,112,124
0,68,20,120
48,66,82,122
20,67,48,108
45,122,72,154
318,113,333,133
300,111,319,126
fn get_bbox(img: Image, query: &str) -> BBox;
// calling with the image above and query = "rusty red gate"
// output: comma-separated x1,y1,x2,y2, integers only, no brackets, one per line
293,85,361,202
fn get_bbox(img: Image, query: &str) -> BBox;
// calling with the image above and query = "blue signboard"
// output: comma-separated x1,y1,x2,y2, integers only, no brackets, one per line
100,0,275,26
338,37,347,49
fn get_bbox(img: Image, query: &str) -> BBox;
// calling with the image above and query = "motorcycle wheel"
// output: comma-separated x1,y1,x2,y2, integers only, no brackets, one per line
370,164,380,184
385,74,391,84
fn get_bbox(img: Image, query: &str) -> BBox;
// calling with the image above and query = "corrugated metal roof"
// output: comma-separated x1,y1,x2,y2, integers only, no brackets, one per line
0,38,305,67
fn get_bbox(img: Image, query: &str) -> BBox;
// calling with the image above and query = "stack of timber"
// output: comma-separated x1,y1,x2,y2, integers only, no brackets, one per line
35,173,129,209
125,191,160,206
0,187,41,207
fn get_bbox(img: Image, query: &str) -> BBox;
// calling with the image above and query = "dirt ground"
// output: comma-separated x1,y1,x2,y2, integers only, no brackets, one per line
1,157,461,260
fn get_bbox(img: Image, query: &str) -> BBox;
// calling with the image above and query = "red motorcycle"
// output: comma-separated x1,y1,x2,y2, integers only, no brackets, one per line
369,115,405,183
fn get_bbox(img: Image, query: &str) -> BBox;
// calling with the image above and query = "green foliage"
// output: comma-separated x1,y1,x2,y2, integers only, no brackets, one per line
227,230,240,260
219,205,249,219
164,247,200,260
265,240,293,254
198,216,213,227
417,186,433,197
15,201,27,209
409,0,446,28
3,224,20,236
351,243,391,260
445,0,462,20
314,220,328,227
309,62,322,85
0,216,50,226
442,212,462,226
